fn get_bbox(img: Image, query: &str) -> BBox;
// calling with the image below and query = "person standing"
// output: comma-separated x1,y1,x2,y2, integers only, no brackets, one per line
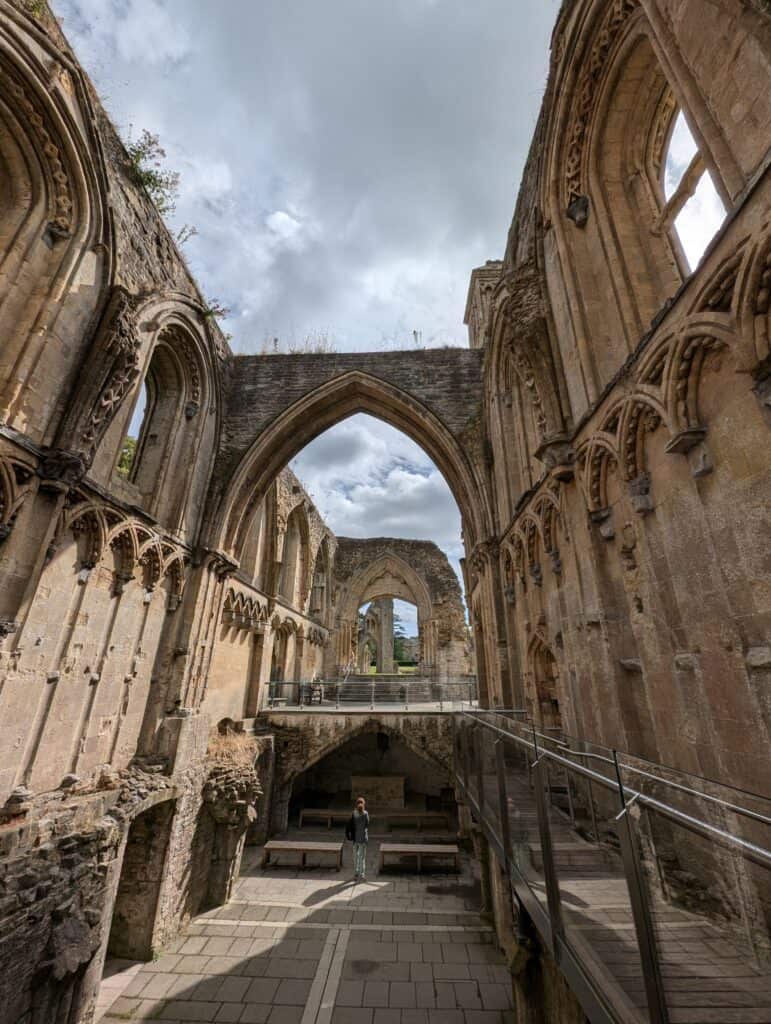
346,796,369,880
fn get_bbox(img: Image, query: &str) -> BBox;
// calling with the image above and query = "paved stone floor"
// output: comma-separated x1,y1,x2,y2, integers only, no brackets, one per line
99,835,515,1023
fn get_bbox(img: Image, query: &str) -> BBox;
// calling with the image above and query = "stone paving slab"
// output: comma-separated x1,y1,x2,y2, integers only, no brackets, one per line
100,838,513,1024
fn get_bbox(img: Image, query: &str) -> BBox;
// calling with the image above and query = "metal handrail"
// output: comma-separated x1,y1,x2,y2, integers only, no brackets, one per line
458,710,771,862
472,707,771,804
265,677,478,710
462,708,771,827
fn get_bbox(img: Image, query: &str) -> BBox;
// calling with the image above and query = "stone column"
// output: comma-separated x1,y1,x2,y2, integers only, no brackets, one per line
377,597,394,673
358,641,370,674
337,619,355,673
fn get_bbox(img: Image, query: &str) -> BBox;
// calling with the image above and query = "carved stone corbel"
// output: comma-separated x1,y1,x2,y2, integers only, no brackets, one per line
590,507,615,540
628,473,653,516
535,435,575,481
37,449,88,492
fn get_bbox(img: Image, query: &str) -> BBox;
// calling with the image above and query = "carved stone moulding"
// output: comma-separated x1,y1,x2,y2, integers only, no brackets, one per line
664,427,706,455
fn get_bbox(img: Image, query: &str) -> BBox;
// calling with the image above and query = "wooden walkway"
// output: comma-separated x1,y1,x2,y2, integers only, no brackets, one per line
479,771,771,1024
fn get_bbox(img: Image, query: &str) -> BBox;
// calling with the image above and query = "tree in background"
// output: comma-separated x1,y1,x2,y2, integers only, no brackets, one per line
393,612,408,663
116,436,136,480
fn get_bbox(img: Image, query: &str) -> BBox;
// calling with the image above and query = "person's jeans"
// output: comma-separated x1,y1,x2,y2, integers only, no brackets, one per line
353,842,367,877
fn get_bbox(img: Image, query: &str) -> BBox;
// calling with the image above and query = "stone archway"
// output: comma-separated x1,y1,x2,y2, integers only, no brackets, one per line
207,359,489,563
332,540,469,681
105,796,177,961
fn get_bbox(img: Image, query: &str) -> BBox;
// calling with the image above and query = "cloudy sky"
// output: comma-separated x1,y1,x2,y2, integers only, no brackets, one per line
55,0,560,630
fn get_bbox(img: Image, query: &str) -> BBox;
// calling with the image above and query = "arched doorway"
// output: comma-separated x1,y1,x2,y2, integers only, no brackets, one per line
106,799,176,960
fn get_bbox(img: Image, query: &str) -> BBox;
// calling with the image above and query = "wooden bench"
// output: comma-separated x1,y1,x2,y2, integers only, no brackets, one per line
382,811,450,831
297,808,450,830
260,840,343,870
298,809,350,829
379,843,460,873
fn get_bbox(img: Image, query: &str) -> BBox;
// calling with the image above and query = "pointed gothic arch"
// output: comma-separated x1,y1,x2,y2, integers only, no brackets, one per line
210,366,489,563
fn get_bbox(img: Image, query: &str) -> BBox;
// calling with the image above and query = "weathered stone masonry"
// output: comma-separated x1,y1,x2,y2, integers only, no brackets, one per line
329,537,471,679
0,0,769,1022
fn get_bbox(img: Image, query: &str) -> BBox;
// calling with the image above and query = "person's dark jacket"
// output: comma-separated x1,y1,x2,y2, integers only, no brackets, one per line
345,809,369,843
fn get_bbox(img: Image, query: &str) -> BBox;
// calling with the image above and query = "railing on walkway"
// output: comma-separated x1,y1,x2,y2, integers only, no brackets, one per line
264,677,477,711
455,709,771,1024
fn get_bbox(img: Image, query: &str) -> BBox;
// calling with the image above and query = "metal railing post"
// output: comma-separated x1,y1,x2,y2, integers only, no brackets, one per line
463,722,471,793
563,738,576,826
495,737,512,868
532,756,564,951
616,801,669,1023
611,752,669,1023
587,775,598,840
475,725,486,819
370,679,375,710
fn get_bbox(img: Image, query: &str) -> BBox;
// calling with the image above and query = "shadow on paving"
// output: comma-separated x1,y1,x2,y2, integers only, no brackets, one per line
101,840,515,1024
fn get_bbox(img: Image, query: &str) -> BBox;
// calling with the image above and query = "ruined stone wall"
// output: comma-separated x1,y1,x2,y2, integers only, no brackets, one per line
0,0,769,1019
330,537,471,680
202,468,332,723
467,0,771,800
0,6,261,1020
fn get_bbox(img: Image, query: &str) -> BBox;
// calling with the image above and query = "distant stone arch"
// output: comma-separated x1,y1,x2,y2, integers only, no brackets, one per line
330,539,470,680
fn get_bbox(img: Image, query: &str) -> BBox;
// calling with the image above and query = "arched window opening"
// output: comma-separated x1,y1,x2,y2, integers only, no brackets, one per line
582,30,731,379
309,536,330,621
112,330,207,531
116,379,148,480
278,506,308,608
127,347,184,498
241,498,269,589
660,110,727,272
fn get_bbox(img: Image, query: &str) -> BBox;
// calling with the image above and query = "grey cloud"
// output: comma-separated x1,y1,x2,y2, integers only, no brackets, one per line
55,1,556,596
56,0,558,351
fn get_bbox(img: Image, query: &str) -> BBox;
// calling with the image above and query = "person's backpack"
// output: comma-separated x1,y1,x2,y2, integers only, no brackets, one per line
344,815,355,842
